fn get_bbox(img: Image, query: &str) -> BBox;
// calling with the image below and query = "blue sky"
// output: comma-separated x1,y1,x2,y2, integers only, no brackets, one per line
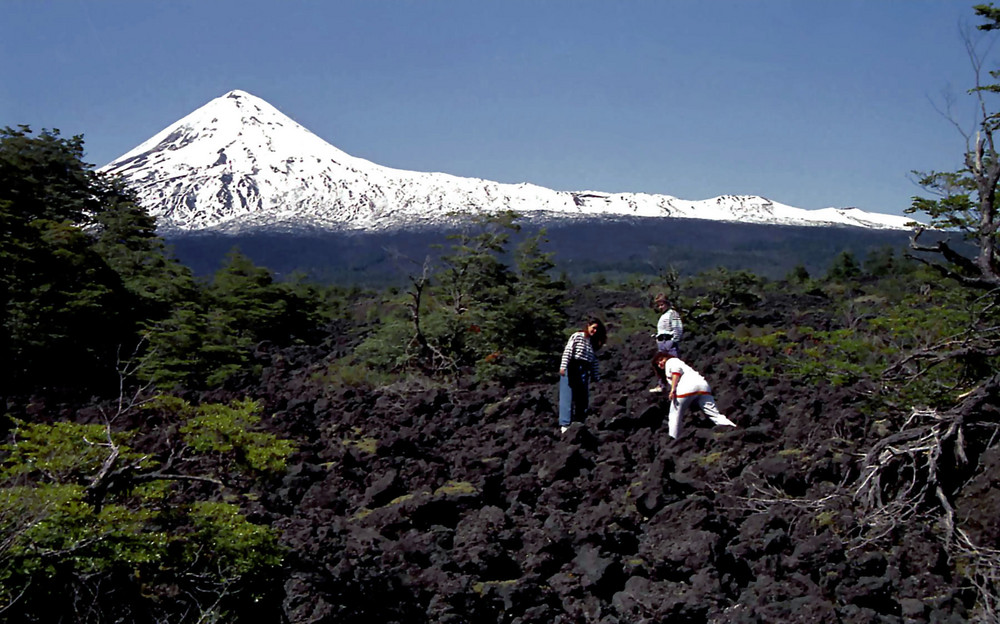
1,1,994,217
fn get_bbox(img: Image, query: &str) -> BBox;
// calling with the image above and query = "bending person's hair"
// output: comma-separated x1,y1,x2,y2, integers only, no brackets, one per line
651,351,669,386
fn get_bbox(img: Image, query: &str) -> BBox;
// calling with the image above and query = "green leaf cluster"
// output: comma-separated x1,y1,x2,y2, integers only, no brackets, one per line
174,397,296,473
0,397,290,622
1,420,140,481
0,126,171,394
140,248,335,389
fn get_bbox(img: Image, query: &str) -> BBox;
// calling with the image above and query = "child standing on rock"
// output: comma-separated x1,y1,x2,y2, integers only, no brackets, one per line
558,318,607,433
652,352,736,439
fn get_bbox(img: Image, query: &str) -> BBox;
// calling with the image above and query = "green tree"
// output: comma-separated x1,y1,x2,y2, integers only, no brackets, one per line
0,397,291,623
476,228,567,383
90,178,198,322
355,213,567,384
437,211,519,312
786,263,811,283
1,127,125,393
0,126,194,397
687,267,764,320
143,249,325,389
902,4,1000,377
863,246,904,278
880,7,1000,618
202,249,322,385
826,250,862,281
140,301,211,388
3,216,127,391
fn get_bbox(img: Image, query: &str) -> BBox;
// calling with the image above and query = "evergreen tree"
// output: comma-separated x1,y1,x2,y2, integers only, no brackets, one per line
424,211,520,369
0,127,133,394
90,178,198,322
1,126,197,396
826,250,862,281
141,301,211,389
356,213,568,384
476,228,567,383
437,210,519,313
786,263,811,283
863,246,904,278
144,249,324,389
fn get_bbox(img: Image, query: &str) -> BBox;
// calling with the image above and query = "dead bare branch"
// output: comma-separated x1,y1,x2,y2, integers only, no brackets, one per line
952,526,1000,621
404,258,457,374
853,390,1000,618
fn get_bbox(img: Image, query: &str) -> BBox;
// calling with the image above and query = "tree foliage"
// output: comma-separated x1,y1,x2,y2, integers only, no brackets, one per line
907,4,1000,289
1,127,337,398
826,250,862,281
355,212,567,385
903,4,1000,388
140,248,331,389
0,397,291,622
0,126,195,397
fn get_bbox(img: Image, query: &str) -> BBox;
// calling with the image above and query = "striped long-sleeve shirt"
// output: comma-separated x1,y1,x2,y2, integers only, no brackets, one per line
560,331,600,381
656,309,684,342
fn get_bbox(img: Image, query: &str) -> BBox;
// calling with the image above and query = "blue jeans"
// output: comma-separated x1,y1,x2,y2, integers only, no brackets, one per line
656,338,679,357
558,364,589,427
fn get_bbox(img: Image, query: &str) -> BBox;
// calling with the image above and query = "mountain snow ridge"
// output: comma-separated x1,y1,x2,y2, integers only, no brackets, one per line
100,90,916,233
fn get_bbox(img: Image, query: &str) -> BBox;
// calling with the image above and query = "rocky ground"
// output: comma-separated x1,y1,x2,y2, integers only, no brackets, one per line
228,286,996,623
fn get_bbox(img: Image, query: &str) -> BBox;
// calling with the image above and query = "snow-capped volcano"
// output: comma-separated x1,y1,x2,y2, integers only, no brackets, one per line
100,90,915,233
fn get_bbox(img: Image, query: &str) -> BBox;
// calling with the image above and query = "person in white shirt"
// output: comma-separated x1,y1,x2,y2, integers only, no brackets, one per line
652,352,736,439
653,293,683,355
650,293,684,393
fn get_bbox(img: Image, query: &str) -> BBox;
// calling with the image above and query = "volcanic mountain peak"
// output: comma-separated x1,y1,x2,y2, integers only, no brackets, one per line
112,89,362,169
100,90,916,234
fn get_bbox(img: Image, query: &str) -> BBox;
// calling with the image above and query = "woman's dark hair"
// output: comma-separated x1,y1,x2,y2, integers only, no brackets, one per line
651,351,669,385
586,317,608,350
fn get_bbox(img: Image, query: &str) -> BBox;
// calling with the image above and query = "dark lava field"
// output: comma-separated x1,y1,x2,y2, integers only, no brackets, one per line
211,285,1000,623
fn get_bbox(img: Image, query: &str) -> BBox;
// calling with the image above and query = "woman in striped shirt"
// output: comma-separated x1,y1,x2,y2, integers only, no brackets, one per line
558,317,607,432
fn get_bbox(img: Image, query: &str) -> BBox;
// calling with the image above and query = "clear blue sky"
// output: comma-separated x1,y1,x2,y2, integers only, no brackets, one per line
2,1,995,217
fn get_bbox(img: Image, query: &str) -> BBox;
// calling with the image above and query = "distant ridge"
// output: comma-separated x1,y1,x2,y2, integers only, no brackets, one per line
100,90,916,234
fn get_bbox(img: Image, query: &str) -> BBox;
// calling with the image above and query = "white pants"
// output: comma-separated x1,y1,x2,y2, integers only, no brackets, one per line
668,393,736,439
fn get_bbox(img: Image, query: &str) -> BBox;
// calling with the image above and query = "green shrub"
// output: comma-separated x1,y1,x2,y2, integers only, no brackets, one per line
174,397,296,473
187,501,283,577
0,397,292,621
316,358,395,389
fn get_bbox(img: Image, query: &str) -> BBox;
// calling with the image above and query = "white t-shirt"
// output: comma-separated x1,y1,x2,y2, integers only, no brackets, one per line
663,357,709,395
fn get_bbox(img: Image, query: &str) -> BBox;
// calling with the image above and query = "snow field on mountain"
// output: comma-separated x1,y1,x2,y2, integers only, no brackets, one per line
101,90,917,234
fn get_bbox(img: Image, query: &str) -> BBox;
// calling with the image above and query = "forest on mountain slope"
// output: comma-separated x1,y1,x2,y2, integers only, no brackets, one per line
3,6,1000,622
161,216,919,287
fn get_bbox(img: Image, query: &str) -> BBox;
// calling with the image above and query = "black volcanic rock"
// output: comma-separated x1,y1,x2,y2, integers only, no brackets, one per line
184,282,997,623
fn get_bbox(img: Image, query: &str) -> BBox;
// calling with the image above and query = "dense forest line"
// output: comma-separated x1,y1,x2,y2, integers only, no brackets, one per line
3,6,1000,620
162,217,919,286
